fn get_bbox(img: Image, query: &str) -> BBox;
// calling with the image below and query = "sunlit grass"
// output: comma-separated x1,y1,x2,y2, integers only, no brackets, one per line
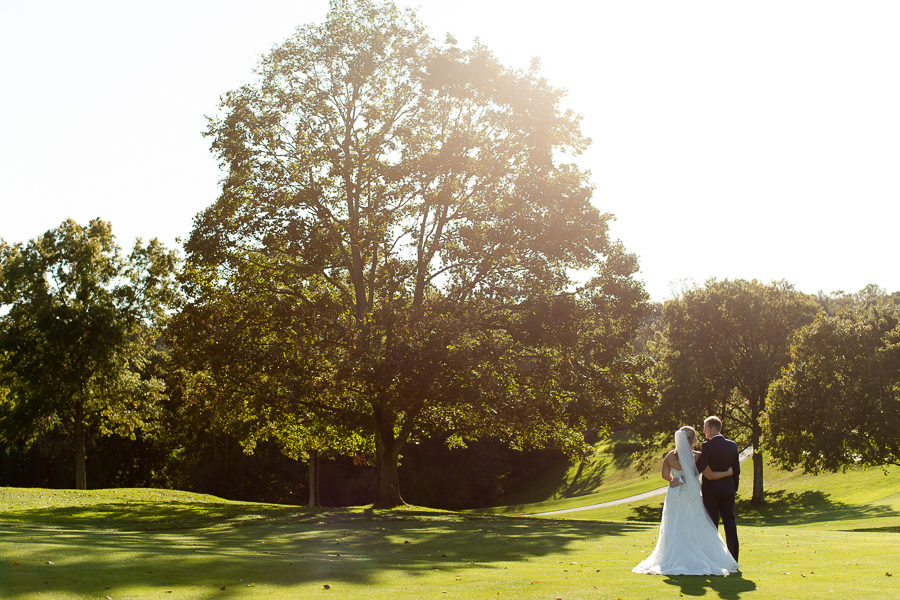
2,460,898,600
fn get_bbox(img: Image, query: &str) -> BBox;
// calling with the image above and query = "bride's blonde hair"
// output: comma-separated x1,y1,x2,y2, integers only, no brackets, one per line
679,425,697,445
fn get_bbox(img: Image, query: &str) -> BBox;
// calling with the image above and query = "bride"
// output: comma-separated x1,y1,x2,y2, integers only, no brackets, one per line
633,426,740,576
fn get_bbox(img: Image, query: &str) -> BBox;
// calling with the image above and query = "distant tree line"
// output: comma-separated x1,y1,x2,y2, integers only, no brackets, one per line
1,0,897,508
3,214,895,508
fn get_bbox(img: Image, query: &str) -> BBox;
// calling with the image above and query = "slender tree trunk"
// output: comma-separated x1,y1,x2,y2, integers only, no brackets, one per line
74,402,87,490
308,449,320,507
750,396,764,505
751,449,764,505
373,411,404,508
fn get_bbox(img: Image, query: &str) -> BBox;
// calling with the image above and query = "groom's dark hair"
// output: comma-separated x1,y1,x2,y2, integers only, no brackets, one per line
704,415,722,432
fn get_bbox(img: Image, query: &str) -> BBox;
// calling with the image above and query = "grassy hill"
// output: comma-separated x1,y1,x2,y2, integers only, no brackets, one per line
1,444,898,599
478,432,663,515
516,452,900,529
479,436,900,530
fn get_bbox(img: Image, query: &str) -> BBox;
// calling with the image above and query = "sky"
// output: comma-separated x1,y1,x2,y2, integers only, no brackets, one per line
1,0,898,300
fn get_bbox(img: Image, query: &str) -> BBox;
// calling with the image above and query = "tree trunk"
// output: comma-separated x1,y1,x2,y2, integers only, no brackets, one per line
751,449,764,505
750,397,764,505
74,402,87,490
308,449,320,507
373,412,405,508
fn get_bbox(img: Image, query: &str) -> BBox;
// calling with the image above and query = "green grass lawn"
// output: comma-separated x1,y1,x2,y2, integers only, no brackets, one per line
1,457,898,599
534,455,900,529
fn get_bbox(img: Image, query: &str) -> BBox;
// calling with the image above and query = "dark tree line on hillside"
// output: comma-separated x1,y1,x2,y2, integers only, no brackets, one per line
2,0,898,508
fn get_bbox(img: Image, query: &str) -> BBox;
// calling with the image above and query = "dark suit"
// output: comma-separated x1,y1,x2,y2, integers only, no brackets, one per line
695,434,740,562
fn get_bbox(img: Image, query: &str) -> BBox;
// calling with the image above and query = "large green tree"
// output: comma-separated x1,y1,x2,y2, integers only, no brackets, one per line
765,301,899,471
642,279,821,504
0,219,178,489
179,0,648,507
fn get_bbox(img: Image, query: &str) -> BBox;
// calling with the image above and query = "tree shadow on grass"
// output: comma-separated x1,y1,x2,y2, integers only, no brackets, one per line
497,436,641,507
844,524,900,533
625,502,663,523
560,440,642,497
662,573,757,600
0,503,647,598
500,454,611,505
621,489,899,526
734,490,899,526
558,460,610,498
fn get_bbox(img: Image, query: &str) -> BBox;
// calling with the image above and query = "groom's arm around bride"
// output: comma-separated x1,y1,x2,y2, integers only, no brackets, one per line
697,434,740,492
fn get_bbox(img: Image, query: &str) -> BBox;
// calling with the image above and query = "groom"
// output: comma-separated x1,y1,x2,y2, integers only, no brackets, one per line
695,415,740,562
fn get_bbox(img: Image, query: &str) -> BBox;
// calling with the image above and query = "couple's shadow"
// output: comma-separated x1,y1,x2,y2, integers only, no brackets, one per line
662,572,757,599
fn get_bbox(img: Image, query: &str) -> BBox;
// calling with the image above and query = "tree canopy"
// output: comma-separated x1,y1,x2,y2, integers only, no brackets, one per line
765,302,900,471
0,218,179,488
638,279,821,504
178,0,648,506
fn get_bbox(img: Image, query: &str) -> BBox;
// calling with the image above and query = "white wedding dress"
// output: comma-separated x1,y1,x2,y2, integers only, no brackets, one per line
632,430,739,576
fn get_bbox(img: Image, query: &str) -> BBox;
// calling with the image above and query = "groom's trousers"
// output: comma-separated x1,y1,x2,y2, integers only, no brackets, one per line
703,492,739,562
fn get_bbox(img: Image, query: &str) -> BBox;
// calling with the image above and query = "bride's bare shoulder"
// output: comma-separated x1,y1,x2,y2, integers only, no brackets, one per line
665,449,680,467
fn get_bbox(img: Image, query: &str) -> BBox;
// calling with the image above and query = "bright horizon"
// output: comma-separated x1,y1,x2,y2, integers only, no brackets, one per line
2,0,898,301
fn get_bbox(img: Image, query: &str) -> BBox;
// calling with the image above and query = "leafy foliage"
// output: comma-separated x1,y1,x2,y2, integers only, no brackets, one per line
765,302,900,471
815,283,900,316
179,0,648,506
0,218,178,488
637,279,821,503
